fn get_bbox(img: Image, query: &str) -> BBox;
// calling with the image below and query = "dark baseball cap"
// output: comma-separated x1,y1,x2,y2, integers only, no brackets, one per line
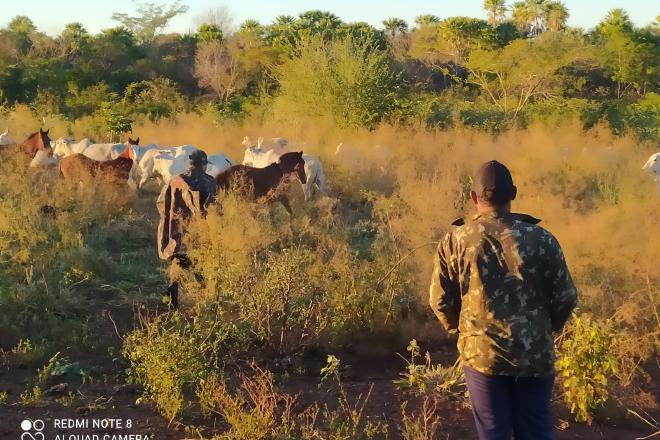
189,149,208,165
473,160,517,204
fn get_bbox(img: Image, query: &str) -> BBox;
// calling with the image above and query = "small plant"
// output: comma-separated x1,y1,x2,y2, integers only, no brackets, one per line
20,386,43,406
57,391,76,407
37,353,91,385
395,340,465,398
395,339,430,393
320,354,342,383
195,363,296,440
401,397,442,440
0,391,8,404
62,267,94,287
556,314,618,424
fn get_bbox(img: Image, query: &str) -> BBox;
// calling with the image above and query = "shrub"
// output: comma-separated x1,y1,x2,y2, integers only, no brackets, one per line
185,193,413,352
624,92,660,141
556,314,618,423
458,102,508,132
123,311,230,421
273,36,404,128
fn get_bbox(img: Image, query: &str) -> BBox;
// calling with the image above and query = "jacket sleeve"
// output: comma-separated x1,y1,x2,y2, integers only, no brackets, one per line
429,233,462,334
542,235,578,332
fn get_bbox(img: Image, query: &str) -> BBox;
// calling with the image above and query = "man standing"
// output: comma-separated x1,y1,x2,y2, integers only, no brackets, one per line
430,160,578,440
157,149,218,307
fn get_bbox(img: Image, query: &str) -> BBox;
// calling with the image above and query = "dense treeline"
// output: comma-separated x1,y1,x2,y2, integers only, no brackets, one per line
0,2,658,140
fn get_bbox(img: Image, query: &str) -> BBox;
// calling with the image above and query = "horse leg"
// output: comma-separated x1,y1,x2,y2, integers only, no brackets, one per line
302,182,311,202
280,196,293,216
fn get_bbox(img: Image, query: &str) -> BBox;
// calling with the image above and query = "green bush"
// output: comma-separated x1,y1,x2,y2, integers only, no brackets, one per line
623,92,660,141
556,314,618,424
458,103,508,132
273,36,405,128
123,311,231,421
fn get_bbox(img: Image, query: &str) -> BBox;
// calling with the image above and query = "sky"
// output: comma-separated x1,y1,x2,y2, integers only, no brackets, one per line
0,0,657,36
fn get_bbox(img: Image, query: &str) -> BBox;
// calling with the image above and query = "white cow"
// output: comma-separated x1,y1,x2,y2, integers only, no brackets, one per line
242,146,327,201
243,146,279,167
83,143,131,161
242,136,289,154
136,146,190,188
0,129,13,146
206,153,234,178
52,137,93,158
643,152,660,193
29,149,59,168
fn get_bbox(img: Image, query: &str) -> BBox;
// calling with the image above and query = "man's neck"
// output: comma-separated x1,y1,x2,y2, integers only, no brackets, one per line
476,204,511,216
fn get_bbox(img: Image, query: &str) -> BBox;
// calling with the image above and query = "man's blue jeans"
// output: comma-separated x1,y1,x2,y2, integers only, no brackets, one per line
463,366,555,440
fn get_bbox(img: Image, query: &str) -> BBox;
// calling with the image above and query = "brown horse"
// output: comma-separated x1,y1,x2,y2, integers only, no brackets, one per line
215,151,307,214
128,136,140,145
22,129,52,158
60,146,136,186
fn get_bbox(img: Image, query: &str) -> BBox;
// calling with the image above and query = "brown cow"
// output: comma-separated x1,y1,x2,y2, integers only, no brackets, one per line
215,151,306,214
60,146,136,186
22,129,52,158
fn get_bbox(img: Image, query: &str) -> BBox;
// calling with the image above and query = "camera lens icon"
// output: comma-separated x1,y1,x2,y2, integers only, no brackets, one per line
21,419,44,431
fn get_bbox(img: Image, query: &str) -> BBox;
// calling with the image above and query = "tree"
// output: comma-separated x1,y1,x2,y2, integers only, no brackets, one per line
595,12,657,97
7,16,37,54
484,0,507,26
411,17,497,64
598,8,633,33
511,0,550,35
193,6,234,36
98,101,133,141
122,77,187,120
8,16,36,34
239,19,264,35
195,40,247,102
297,10,342,35
339,22,386,49
111,1,189,44
543,1,569,32
196,24,223,43
87,27,142,89
465,31,590,120
59,23,90,58
273,36,404,128
511,1,531,33
383,18,409,38
415,15,440,28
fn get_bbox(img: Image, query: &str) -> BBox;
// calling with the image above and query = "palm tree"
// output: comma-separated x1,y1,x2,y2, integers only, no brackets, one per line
484,0,507,26
601,8,633,31
543,0,569,31
382,17,408,38
415,14,441,28
511,1,530,33
525,0,546,35
274,15,295,27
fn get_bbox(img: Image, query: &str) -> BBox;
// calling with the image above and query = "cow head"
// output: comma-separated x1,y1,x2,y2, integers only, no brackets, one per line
643,153,660,176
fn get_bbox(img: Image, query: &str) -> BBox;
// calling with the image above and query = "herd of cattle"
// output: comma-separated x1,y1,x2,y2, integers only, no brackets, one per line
1,128,659,196
0,129,328,201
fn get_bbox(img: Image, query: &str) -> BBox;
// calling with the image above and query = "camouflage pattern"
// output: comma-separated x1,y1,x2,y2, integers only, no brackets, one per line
157,165,217,260
429,211,578,377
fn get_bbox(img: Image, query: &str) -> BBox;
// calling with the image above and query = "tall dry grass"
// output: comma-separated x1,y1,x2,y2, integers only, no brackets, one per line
131,113,660,355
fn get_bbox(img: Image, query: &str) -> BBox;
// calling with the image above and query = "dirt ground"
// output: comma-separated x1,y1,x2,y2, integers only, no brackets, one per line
0,346,653,440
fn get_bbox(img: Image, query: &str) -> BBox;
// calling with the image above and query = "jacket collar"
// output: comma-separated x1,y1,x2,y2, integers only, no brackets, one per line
451,211,541,227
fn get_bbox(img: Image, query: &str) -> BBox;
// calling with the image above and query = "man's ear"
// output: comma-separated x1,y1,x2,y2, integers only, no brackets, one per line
511,186,517,201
